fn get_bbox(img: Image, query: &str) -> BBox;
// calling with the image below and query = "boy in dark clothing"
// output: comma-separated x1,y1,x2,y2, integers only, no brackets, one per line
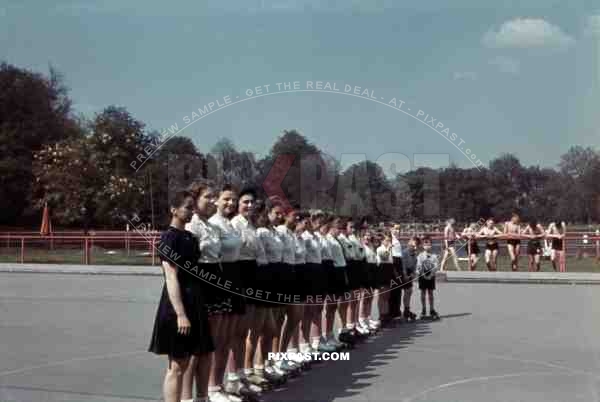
416,235,440,320
401,236,420,321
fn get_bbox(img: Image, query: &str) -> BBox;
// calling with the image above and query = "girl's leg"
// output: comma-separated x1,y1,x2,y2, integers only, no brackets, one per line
514,244,520,271
485,249,492,271
324,301,337,341
528,254,534,272
205,315,224,395
427,289,435,312
534,254,541,271
194,352,212,401
491,250,499,271
279,305,303,353
441,249,450,272
164,356,190,402
420,289,426,314
507,244,516,271
451,248,461,271
245,306,265,372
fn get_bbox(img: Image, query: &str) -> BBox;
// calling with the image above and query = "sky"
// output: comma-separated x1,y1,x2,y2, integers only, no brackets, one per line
1,0,599,173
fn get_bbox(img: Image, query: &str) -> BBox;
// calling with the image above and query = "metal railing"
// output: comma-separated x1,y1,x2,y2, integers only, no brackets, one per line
0,232,598,270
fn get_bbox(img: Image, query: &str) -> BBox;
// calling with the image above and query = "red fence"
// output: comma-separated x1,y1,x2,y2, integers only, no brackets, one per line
0,232,597,270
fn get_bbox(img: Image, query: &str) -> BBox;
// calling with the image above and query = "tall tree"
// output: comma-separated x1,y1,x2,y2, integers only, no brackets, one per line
0,63,78,223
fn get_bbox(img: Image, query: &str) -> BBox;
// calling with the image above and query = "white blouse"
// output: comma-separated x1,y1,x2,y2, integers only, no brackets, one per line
293,233,307,265
391,234,403,258
337,233,357,261
349,234,365,261
257,227,283,263
231,214,264,263
315,232,333,261
276,224,296,265
376,244,394,265
327,233,347,268
185,214,221,264
208,213,242,263
302,231,322,264
364,244,377,264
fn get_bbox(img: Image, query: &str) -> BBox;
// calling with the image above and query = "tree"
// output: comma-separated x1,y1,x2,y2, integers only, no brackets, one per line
260,130,333,210
0,63,78,223
559,146,600,223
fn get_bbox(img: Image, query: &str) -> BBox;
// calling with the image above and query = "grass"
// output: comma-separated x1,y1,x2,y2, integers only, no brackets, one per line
0,247,155,266
448,255,600,273
1,247,599,272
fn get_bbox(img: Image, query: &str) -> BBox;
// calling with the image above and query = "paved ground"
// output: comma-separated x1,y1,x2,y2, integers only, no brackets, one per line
0,273,599,402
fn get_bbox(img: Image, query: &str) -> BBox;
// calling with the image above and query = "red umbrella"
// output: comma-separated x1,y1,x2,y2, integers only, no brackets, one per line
40,202,53,236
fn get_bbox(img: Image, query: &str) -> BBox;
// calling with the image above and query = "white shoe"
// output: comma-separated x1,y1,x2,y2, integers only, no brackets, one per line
207,391,233,402
355,324,371,335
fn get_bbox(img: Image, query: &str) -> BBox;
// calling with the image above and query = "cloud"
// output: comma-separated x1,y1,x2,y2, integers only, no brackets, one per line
453,71,478,81
482,18,575,49
584,15,600,36
489,56,520,74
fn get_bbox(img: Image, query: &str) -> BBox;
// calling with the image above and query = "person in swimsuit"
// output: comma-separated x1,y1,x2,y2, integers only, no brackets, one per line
461,223,480,271
504,212,523,271
546,221,566,272
477,218,502,271
441,218,461,272
523,218,545,272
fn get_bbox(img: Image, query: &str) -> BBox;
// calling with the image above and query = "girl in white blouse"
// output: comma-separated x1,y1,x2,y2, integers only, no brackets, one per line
360,230,380,332
255,198,290,382
230,187,270,396
325,215,349,348
376,231,396,326
276,208,307,373
208,184,246,401
182,181,229,402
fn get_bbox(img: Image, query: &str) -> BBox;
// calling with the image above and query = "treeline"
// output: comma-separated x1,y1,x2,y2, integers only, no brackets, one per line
1,62,599,229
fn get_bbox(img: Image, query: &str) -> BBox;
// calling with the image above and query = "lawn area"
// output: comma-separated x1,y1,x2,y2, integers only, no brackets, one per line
0,247,155,266
1,246,599,272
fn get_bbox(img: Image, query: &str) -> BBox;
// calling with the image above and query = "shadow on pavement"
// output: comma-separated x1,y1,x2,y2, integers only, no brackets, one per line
262,312,471,402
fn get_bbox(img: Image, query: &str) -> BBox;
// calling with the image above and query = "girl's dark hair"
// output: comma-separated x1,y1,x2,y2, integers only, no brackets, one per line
295,210,311,221
409,236,421,245
187,180,214,202
264,196,284,212
239,186,257,200
218,182,239,195
170,190,193,210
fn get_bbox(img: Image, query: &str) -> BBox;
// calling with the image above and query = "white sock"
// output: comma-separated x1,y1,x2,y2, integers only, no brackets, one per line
208,385,221,393
346,323,355,330
311,337,320,349
226,372,239,382
299,342,311,352
181,399,194,402
243,368,254,376
287,347,298,354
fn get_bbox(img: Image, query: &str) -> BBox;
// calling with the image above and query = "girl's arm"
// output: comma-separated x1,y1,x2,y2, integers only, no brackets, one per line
163,261,190,334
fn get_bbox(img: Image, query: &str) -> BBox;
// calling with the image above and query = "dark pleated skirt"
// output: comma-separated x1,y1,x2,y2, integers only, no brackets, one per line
238,260,258,304
148,283,215,358
365,262,377,290
221,262,246,315
377,263,396,288
302,262,328,301
346,260,368,290
199,263,233,315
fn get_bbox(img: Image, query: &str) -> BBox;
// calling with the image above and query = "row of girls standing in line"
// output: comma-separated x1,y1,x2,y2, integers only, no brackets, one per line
148,182,406,402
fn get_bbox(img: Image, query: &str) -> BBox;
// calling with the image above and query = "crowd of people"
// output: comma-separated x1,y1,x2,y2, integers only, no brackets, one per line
440,214,567,272
148,182,443,402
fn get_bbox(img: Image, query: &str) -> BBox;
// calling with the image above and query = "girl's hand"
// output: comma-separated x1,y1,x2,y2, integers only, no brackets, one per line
177,314,191,336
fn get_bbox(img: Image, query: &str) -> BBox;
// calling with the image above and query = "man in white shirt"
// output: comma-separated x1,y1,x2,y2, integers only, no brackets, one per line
389,223,404,318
